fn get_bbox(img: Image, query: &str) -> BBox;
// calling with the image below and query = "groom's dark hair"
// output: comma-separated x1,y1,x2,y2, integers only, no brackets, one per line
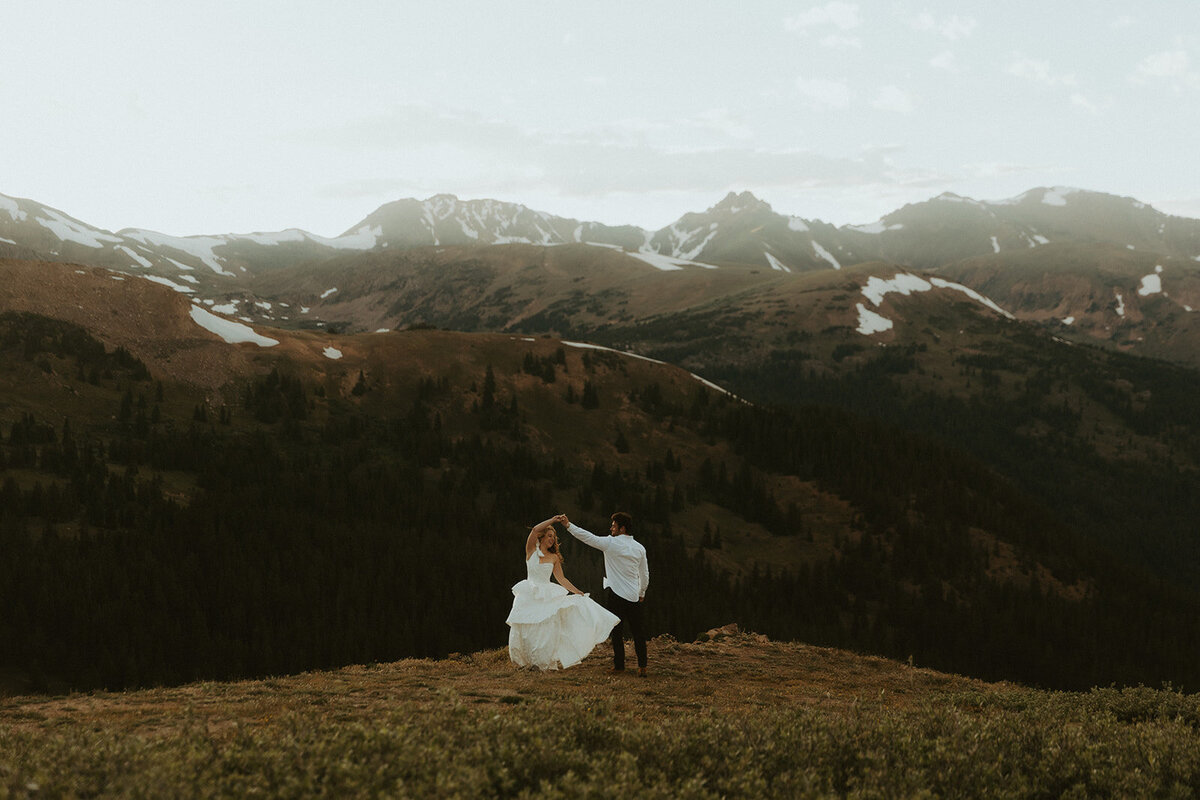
611,512,633,534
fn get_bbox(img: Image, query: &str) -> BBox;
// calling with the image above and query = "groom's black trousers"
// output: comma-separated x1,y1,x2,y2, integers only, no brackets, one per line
603,588,647,669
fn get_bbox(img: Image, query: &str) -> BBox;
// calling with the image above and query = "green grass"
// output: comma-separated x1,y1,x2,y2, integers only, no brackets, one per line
5,642,1200,798
6,689,1200,798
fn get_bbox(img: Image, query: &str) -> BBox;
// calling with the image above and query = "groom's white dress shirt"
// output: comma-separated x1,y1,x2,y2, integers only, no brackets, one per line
567,523,649,603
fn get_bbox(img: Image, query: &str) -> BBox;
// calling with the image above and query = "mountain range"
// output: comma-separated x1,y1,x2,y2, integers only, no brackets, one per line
6,185,1200,367
5,186,1200,282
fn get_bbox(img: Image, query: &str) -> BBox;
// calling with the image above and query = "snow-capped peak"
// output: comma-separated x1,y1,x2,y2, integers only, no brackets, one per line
992,186,1083,207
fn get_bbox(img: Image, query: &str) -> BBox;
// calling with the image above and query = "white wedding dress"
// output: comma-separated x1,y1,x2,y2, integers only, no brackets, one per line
506,548,619,669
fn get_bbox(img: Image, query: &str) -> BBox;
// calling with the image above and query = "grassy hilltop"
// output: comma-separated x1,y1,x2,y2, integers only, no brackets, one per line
4,630,1200,798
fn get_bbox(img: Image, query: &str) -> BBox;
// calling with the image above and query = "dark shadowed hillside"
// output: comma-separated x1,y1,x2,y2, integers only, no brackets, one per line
4,259,1200,696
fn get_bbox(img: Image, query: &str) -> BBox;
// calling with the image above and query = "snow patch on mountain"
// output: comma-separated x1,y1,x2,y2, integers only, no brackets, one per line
562,340,739,399
143,274,196,294
237,229,308,246
995,186,1080,207
629,250,717,271
856,303,893,335
811,240,841,270
563,340,664,366
935,192,986,208
1041,187,1079,206
1138,273,1162,296
1115,291,1126,316
36,209,122,249
1063,316,1076,325
862,273,935,306
0,236,15,245
320,288,338,299
676,224,719,261
188,305,278,347
861,273,1014,320
116,245,152,268
228,227,376,250
929,278,1015,319
990,236,1000,253
0,194,28,222
764,252,791,273
124,231,235,276
421,208,439,245
787,217,810,232
658,222,719,261
847,221,903,234
323,347,343,360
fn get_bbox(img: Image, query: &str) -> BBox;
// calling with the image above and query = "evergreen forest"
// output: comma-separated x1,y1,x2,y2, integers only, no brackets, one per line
4,312,1200,694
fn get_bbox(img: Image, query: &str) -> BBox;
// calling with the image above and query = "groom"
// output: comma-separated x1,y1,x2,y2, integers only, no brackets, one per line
563,511,650,676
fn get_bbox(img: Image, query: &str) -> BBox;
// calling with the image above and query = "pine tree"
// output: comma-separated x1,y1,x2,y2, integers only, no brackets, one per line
118,389,134,423
582,380,599,409
482,366,496,410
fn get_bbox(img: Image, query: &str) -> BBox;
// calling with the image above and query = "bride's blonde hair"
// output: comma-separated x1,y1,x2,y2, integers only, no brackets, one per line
539,526,564,565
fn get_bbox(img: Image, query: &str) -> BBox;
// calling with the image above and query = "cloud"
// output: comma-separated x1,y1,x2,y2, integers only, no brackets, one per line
1070,93,1102,114
964,162,1043,179
686,108,754,141
795,77,853,108
304,104,949,213
1130,49,1199,91
821,34,862,49
785,2,861,31
1109,15,1136,30
1136,49,1190,78
911,13,977,41
871,86,914,114
1070,93,1104,115
929,51,958,72
1006,56,1078,87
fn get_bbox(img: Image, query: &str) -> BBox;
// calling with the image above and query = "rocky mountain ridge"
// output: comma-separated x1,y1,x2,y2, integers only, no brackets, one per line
9,185,1200,367
5,186,1199,289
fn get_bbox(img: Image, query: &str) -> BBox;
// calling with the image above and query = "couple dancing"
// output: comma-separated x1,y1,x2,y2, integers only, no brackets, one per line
506,512,649,676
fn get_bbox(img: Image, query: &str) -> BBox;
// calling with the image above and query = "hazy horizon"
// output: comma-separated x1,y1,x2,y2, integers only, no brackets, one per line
4,1,1197,237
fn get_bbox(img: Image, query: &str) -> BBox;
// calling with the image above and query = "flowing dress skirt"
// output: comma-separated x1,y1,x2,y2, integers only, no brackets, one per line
506,578,619,669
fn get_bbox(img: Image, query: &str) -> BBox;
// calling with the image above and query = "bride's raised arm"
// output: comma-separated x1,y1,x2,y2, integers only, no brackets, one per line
525,516,562,559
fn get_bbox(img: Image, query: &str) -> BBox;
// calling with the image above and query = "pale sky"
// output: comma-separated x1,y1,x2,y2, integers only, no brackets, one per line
3,1,1198,237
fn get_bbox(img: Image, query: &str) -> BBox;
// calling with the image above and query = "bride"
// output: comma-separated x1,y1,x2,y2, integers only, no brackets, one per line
506,514,619,669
